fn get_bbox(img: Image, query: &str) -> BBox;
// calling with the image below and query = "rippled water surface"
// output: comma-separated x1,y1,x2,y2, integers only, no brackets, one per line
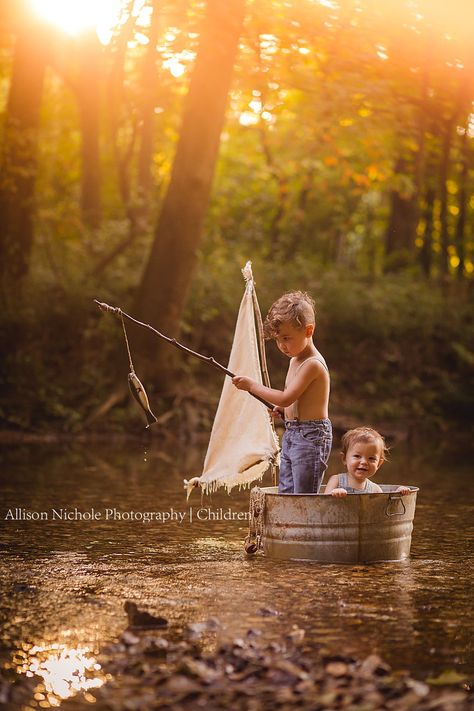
1,437,473,706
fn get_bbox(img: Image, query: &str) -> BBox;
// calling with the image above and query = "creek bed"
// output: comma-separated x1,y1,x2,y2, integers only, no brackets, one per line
0,439,473,707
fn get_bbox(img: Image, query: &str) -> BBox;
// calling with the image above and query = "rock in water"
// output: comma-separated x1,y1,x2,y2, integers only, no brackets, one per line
124,601,168,630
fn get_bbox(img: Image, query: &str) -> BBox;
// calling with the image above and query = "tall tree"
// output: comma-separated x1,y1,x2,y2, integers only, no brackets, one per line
77,29,103,230
438,113,455,278
136,0,161,220
384,157,417,270
419,186,435,278
134,0,246,383
0,12,49,301
456,128,470,281
91,0,161,277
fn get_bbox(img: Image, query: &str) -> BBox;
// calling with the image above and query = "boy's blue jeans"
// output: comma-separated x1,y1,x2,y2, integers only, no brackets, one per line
278,418,332,494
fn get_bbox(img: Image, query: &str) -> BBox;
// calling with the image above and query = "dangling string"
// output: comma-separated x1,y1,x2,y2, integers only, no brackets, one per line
120,310,135,374
252,287,270,389
247,269,280,487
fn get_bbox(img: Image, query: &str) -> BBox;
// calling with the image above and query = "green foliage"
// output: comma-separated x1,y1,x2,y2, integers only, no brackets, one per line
0,0,473,435
316,274,474,427
1,246,473,436
184,255,474,433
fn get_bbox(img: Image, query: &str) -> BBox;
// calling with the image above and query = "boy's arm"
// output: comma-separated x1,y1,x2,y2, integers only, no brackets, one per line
232,360,325,408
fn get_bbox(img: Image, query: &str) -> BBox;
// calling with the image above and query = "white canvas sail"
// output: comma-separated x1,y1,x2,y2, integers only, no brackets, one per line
187,263,280,495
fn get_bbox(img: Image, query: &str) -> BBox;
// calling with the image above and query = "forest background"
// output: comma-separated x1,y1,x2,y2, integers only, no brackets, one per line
0,0,473,444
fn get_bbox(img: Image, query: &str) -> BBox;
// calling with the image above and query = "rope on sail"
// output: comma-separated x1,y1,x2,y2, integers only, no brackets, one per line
248,268,279,487
245,487,266,554
253,288,278,486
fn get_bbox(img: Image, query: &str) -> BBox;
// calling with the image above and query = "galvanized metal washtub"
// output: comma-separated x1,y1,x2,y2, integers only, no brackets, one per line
248,485,419,563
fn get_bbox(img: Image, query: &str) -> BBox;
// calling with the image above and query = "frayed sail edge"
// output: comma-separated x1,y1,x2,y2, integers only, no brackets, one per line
186,455,277,498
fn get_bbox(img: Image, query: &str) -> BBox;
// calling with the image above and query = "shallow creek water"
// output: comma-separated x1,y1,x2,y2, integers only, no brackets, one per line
0,437,473,707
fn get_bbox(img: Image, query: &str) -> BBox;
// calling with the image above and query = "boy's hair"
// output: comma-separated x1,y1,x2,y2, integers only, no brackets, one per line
264,291,316,339
341,427,388,460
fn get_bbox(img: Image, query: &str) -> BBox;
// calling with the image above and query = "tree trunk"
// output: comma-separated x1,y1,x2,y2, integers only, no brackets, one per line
384,45,430,276
78,30,102,230
91,1,159,277
455,126,469,280
134,0,246,385
411,44,429,247
419,186,435,278
286,169,313,259
384,157,417,271
0,19,48,300
439,117,454,278
137,0,161,217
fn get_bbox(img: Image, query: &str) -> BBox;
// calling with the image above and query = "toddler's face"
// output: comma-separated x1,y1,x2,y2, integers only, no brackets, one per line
275,321,313,358
343,439,384,482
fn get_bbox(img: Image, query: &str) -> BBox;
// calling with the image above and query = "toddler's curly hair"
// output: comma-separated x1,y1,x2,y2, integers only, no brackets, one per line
263,291,316,340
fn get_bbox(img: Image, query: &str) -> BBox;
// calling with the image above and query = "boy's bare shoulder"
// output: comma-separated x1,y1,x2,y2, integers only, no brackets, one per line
299,355,329,376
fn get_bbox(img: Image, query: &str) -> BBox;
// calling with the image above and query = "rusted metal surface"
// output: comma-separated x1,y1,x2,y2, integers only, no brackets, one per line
254,485,418,563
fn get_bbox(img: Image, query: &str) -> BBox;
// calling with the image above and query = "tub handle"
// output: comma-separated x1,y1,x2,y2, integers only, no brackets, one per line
385,494,406,517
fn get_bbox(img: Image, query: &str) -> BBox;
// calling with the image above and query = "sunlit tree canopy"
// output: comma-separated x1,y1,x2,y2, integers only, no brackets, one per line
0,0,472,432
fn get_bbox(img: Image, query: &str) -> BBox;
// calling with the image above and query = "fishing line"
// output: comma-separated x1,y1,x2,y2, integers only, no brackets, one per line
120,310,135,374
119,309,158,428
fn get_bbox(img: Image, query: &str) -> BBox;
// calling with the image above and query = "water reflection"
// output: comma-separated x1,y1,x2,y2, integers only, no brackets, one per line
8,641,106,706
0,439,473,707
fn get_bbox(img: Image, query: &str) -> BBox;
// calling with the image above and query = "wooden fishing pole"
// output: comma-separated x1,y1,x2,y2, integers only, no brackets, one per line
94,300,275,410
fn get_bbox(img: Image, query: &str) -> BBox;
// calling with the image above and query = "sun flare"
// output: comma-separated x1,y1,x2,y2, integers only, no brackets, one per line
29,0,123,39
10,641,107,705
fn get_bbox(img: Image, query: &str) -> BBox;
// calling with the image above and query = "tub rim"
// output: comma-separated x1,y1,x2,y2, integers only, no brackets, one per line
257,484,420,497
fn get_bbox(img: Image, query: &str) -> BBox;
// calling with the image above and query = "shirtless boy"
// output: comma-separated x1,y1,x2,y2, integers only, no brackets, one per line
233,291,331,493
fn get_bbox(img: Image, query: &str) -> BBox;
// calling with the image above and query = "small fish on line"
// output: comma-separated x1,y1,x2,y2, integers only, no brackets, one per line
128,372,157,428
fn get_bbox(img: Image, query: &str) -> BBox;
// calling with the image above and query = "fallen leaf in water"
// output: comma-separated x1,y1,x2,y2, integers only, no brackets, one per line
360,654,390,677
179,657,221,684
325,661,348,677
285,626,305,644
426,669,466,685
120,631,140,646
162,674,201,696
405,678,430,697
257,607,279,617
184,617,221,639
